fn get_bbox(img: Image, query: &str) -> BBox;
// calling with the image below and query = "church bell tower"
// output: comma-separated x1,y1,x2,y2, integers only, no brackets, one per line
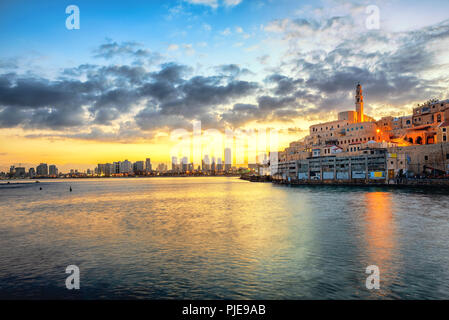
355,83,364,122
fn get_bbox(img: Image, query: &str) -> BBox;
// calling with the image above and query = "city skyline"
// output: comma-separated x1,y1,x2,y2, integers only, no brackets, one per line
2,0,449,172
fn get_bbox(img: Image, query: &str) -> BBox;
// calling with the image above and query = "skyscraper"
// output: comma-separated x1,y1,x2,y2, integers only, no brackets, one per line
36,163,48,176
49,165,58,176
217,157,223,172
134,161,145,173
211,157,216,172
172,156,178,172
145,158,152,172
181,157,188,172
203,155,210,171
120,160,133,174
105,163,114,176
225,148,232,171
14,167,26,177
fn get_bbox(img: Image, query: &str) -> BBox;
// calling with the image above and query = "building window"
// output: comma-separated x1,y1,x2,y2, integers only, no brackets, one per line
446,154,449,160
444,135,447,142
425,156,429,161
443,128,447,132
438,114,442,122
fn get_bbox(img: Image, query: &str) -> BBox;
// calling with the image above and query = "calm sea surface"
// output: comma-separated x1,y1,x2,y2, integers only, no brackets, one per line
0,177,449,299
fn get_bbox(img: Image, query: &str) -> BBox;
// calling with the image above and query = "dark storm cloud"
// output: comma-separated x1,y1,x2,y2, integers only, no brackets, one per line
0,76,93,109
136,74,259,130
265,74,304,96
221,103,259,127
0,106,28,128
257,95,297,111
220,94,305,127
0,73,97,129
151,63,191,83
158,76,259,116
135,108,191,131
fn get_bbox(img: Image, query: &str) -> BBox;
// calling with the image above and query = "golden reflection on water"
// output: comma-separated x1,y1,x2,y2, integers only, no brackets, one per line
10,179,292,280
363,192,397,295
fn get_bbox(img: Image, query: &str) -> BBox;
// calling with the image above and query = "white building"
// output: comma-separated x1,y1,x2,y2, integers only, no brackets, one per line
120,160,133,174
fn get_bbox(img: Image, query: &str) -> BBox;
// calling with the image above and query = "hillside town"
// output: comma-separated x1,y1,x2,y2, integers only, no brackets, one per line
270,84,449,184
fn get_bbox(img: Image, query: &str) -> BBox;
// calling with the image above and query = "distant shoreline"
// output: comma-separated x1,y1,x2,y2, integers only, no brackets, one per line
0,175,242,183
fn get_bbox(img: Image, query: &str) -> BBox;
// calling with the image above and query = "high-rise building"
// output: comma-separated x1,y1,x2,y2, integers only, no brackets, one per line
134,161,145,173
97,164,106,175
211,157,216,172
203,155,210,171
49,165,58,176
29,167,35,178
145,158,152,172
14,167,26,177
120,160,133,174
172,157,178,172
225,148,232,171
113,162,120,174
105,163,114,176
181,157,188,172
217,157,223,172
36,163,48,176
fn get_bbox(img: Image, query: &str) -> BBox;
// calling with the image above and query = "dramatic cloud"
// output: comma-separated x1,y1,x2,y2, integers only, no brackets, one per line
1,12,449,141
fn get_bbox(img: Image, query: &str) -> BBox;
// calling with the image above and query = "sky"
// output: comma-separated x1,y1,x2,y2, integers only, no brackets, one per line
1,0,449,172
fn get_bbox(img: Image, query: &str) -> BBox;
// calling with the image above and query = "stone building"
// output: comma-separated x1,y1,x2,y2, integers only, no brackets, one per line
274,83,449,178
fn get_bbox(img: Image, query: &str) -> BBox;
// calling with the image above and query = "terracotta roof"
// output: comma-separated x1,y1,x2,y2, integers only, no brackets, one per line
438,121,449,127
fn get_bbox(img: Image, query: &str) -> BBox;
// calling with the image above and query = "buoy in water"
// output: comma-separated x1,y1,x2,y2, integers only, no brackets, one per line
70,186,72,192
39,187,42,190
